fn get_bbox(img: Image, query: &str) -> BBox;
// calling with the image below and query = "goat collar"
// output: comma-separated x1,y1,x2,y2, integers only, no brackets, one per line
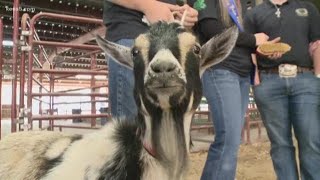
137,127,157,158
143,141,157,157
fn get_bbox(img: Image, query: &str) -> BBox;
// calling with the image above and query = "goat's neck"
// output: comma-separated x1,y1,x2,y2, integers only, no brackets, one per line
137,92,197,178
159,110,185,158
141,109,187,155
140,109,187,179
139,93,195,155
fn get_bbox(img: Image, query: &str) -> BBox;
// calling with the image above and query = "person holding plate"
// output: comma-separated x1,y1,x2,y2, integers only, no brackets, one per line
245,0,320,179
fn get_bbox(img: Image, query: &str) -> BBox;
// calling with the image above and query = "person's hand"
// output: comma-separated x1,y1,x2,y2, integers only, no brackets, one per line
309,40,320,56
256,37,283,59
267,37,281,44
265,37,283,59
267,52,283,59
173,4,199,28
142,1,179,24
254,33,269,46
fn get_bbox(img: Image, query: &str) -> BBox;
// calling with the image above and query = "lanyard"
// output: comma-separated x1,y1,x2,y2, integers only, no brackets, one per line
227,0,244,32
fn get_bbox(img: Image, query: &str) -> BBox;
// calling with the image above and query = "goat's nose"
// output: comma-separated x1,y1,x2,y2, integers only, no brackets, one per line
151,61,177,74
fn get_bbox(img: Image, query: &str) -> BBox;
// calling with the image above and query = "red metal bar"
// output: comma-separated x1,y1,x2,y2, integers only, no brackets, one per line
31,12,103,25
55,84,108,93
49,74,54,131
53,99,107,105
32,77,50,92
53,74,77,80
11,0,20,132
91,54,97,127
32,113,110,120
38,50,45,129
33,41,101,50
38,74,43,129
27,12,104,125
47,26,105,63
32,97,50,104
0,18,3,139
33,69,108,75
32,53,45,69
48,80,52,131
27,16,34,126
54,67,108,80
19,14,30,125
93,67,108,71
53,125,100,132
32,93,107,97
66,50,102,60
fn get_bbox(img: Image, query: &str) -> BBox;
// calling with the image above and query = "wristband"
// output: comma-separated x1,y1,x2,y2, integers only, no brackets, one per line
316,74,320,78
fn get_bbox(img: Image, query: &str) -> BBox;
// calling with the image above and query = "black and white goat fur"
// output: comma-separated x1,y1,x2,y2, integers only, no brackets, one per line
0,22,238,180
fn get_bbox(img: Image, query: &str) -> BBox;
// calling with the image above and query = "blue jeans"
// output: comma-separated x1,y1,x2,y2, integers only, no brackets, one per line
253,72,320,180
200,69,250,180
107,39,137,120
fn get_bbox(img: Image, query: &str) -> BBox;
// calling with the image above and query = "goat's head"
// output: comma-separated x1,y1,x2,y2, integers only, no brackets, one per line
98,23,238,171
97,22,238,112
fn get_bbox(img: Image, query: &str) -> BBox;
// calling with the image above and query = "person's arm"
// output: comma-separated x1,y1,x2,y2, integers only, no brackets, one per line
306,2,320,76
310,41,320,77
198,18,265,50
251,53,260,85
173,4,199,28
106,0,181,23
105,0,155,12
313,47,320,77
307,2,320,43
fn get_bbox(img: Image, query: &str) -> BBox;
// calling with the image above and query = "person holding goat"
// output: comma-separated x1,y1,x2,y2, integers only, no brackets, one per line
103,0,200,121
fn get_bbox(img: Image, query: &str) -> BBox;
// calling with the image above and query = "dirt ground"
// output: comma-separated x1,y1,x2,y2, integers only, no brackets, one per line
187,141,276,180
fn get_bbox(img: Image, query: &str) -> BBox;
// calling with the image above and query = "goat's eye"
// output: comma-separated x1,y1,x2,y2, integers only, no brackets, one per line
193,45,201,55
132,48,140,57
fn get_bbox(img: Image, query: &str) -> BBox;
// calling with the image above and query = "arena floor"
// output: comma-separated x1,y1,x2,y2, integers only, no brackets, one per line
187,141,276,180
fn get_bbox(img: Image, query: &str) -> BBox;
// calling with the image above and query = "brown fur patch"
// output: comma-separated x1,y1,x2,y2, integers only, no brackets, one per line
135,34,150,67
178,33,197,69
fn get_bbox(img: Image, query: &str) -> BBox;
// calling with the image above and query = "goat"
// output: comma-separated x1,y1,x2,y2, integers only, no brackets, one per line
0,22,238,180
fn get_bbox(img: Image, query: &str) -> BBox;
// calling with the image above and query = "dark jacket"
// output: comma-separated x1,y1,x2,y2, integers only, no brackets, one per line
195,0,256,76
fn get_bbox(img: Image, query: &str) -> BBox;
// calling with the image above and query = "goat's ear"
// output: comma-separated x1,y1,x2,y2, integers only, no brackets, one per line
199,27,239,75
96,35,133,69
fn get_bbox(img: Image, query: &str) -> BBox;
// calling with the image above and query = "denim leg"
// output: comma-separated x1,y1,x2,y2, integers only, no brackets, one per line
200,69,250,180
107,39,137,120
289,73,320,180
253,73,298,180
240,76,250,127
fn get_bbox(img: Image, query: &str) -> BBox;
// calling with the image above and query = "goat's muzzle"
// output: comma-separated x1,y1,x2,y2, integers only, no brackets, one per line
146,61,185,95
